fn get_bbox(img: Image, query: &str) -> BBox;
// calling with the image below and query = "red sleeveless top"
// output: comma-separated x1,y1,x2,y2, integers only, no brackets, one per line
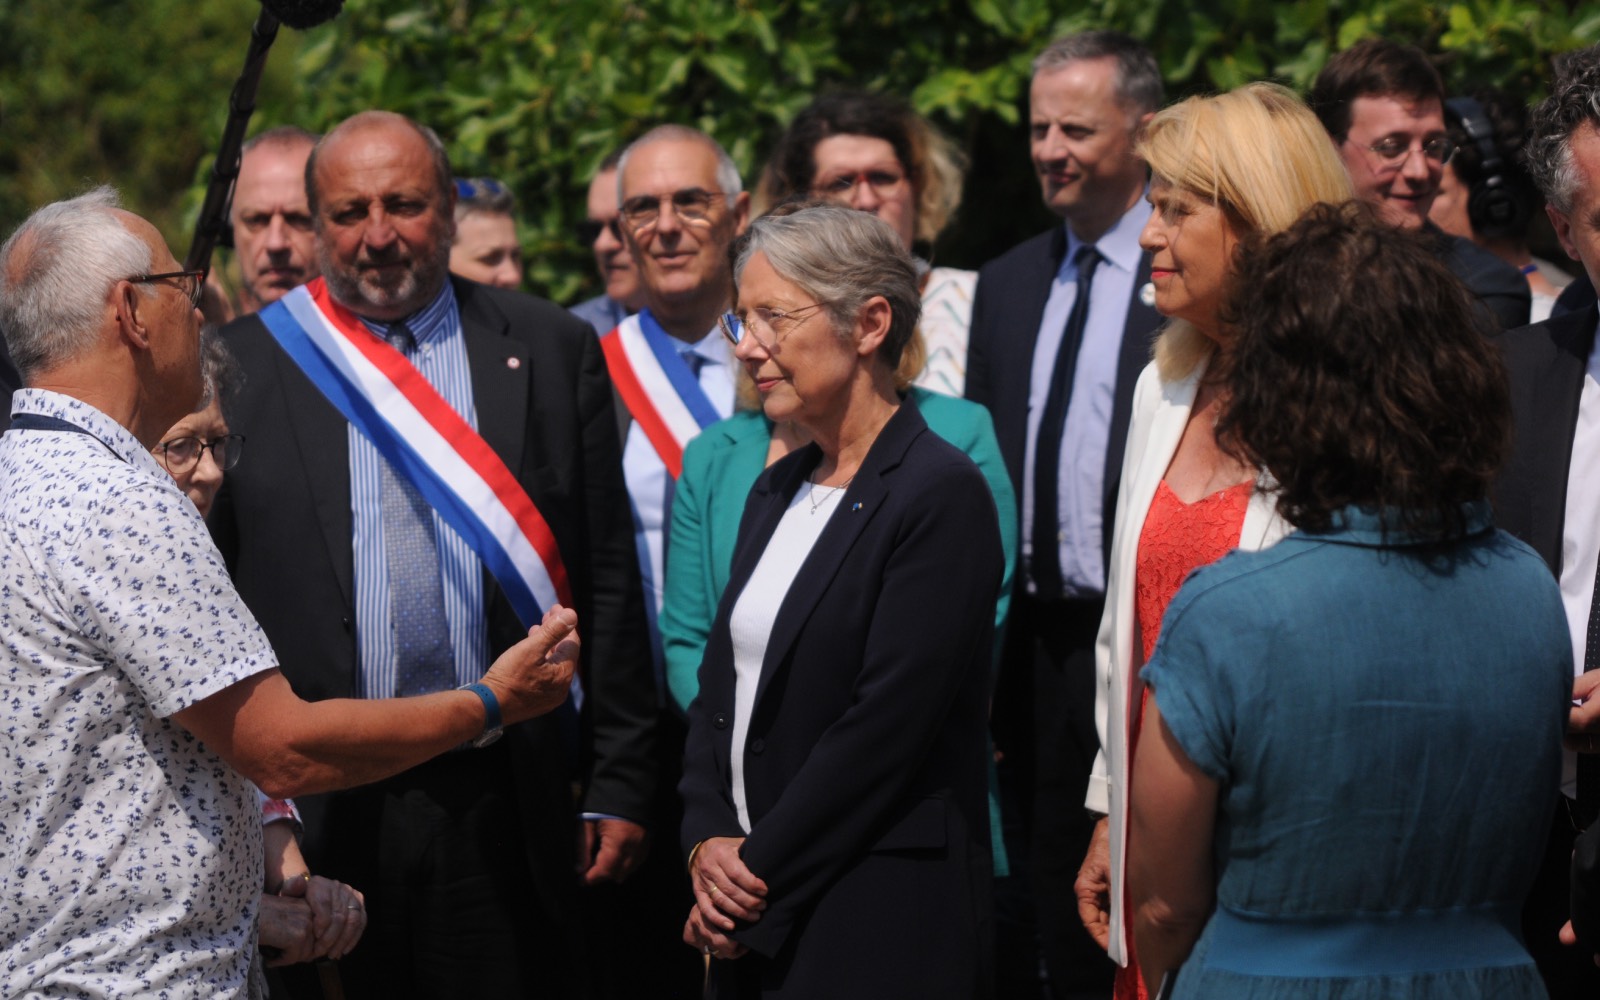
1116,478,1252,1000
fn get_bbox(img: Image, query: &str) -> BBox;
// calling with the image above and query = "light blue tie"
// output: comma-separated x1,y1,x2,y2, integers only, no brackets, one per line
382,322,454,697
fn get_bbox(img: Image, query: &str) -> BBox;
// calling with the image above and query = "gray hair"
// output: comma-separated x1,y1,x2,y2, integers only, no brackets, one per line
733,203,920,369
0,186,154,382
307,111,453,219
616,125,743,200
1032,30,1164,116
1526,44,1600,214
195,327,242,412
243,124,319,157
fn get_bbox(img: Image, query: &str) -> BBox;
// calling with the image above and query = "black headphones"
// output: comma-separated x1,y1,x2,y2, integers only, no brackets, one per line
1446,96,1526,234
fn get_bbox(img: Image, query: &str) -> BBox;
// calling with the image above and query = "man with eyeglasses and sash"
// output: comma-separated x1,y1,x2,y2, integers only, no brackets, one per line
1311,37,1530,330
209,110,657,999
590,123,749,998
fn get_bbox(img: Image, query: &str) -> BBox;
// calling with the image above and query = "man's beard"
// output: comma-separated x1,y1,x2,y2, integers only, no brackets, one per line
319,228,453,317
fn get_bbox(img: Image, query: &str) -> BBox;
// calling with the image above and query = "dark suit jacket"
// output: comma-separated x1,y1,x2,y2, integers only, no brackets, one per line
1431,223,1532,331
209,276,656,919
1494,305,1600,997
1494,305,1596,568
679,402,1002,999
964,222,1163,567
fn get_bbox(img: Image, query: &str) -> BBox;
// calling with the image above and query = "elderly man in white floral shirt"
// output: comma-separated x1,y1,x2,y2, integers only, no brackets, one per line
0,187,582,998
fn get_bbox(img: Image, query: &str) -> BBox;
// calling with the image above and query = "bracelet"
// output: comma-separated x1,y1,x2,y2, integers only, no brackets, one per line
686,840,706,875
277,871,311,895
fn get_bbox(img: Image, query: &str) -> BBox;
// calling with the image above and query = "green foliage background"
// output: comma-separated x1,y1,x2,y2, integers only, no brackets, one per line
2,0,1597,304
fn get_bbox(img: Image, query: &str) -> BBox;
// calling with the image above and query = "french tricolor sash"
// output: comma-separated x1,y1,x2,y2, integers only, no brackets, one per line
257,279,573,635
599,309,723,479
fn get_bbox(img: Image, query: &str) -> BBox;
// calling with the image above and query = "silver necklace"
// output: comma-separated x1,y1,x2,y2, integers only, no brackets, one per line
806,473,855,515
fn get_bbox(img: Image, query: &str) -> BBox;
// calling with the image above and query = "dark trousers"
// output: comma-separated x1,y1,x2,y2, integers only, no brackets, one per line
1524,798,1600,999
276,743,583,1000
992,595,1115,997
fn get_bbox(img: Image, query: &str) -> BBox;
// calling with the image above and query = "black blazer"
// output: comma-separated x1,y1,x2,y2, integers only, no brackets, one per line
1493,305,1597,570
1430,223,1532,331
964,223,1164,566
209,277,656,917
679,402,1003,999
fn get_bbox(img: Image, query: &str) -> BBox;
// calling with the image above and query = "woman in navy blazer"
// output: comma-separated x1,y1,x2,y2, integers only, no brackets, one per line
679,205,1003,998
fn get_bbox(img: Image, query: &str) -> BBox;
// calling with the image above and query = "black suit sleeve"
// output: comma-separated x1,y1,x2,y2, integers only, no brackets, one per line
732,455,1002,957
965,268,996,409
1573,820,1600,954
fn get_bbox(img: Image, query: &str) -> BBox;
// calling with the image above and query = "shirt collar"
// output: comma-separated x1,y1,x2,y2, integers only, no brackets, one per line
1063,193,1152,276
356,280,458,345
9,387,171,478
1300,500,1496,548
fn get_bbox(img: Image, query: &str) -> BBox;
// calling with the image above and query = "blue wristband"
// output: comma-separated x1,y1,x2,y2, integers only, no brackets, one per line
459,682,502,738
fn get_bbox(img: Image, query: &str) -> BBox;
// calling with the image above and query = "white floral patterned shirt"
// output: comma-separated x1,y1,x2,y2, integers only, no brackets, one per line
1,389,276,998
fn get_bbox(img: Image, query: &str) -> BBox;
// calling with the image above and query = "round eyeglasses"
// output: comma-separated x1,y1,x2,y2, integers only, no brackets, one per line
155,433,245,475
1351,135,1457,170
717,302,834,352
619,189,723,231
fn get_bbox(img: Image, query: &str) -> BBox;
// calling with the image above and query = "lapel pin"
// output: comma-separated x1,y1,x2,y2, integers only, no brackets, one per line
1139,282,1156,308
851,502,862,512
506,356,522,370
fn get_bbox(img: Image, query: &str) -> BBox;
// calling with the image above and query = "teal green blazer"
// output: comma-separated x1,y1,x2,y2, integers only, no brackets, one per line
661,387,1018,711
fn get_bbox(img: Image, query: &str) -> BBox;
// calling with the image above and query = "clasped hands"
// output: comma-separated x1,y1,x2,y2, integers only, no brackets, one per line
258,872,366,967
683,836,768,960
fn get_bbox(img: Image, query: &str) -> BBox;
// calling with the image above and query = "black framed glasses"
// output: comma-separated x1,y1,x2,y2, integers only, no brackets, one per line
575,217,624,245
717,302,833,352
154,433,245,475
1351,135,1457,169
619,189,724,230
129,269,206,309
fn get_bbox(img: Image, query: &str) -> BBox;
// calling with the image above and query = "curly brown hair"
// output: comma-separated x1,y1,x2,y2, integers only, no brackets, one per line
1215,201,1510,539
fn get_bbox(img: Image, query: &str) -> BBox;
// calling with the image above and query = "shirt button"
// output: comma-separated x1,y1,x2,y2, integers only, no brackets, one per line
713,713,729,730
749,738,766,754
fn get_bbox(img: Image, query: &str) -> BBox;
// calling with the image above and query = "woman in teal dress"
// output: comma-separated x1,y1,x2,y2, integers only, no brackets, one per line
1127,203,1571,998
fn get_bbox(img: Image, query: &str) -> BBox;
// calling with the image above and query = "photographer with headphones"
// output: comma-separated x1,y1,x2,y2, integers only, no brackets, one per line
1431,89,1574,322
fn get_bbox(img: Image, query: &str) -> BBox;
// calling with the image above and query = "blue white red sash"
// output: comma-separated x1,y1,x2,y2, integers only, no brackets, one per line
599,309,723,479
258,279,573,632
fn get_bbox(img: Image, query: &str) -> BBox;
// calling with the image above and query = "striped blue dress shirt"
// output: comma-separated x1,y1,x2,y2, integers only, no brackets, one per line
349,282,488,699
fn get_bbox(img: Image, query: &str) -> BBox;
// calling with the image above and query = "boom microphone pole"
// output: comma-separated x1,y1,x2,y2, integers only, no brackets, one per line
185,0,344,276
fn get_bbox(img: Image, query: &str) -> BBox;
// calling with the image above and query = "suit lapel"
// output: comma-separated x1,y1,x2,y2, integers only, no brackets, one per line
748,405,923,716
456,279,528,471
994,227,1070,478
1526,309,1595,572
271,336,355,607
1102,251,1165,559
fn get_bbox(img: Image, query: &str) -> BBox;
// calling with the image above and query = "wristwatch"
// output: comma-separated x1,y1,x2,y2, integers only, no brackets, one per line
459,682,503,748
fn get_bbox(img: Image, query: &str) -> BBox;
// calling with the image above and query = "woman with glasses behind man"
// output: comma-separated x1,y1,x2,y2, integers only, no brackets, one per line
151,331,367,980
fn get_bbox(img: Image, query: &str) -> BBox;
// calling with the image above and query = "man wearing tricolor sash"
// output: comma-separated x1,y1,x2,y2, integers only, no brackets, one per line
211,111,658,999
592,124,748,997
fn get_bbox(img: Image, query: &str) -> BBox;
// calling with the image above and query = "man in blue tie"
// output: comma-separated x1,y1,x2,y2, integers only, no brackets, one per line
211,110,657,999
964,30,1165,998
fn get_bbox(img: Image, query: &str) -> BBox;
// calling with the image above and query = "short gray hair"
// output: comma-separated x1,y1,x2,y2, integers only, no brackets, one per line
243,124,319,158
196,327,242,413
1526,44,1600,214
1032,30,1164,116
0,186,153,382
616,125,743,200
733,203,920,369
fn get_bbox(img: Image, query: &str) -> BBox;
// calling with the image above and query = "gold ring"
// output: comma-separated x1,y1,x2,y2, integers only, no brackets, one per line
708,883,720,895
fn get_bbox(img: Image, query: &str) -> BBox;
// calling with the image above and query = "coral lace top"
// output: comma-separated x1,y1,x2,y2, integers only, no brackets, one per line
1115,477,1253,1000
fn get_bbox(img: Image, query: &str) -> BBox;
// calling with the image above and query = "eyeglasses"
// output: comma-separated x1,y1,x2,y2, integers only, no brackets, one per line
1350,135,1457,169
455,177,511,201
575,217,624,245
154,433,245,475
717,302,833,352
619,189,723,231
812,169,907,200
129,269,207,309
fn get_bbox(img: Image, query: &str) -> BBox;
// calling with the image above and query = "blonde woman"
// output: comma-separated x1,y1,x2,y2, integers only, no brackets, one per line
1072,82,1354,1000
